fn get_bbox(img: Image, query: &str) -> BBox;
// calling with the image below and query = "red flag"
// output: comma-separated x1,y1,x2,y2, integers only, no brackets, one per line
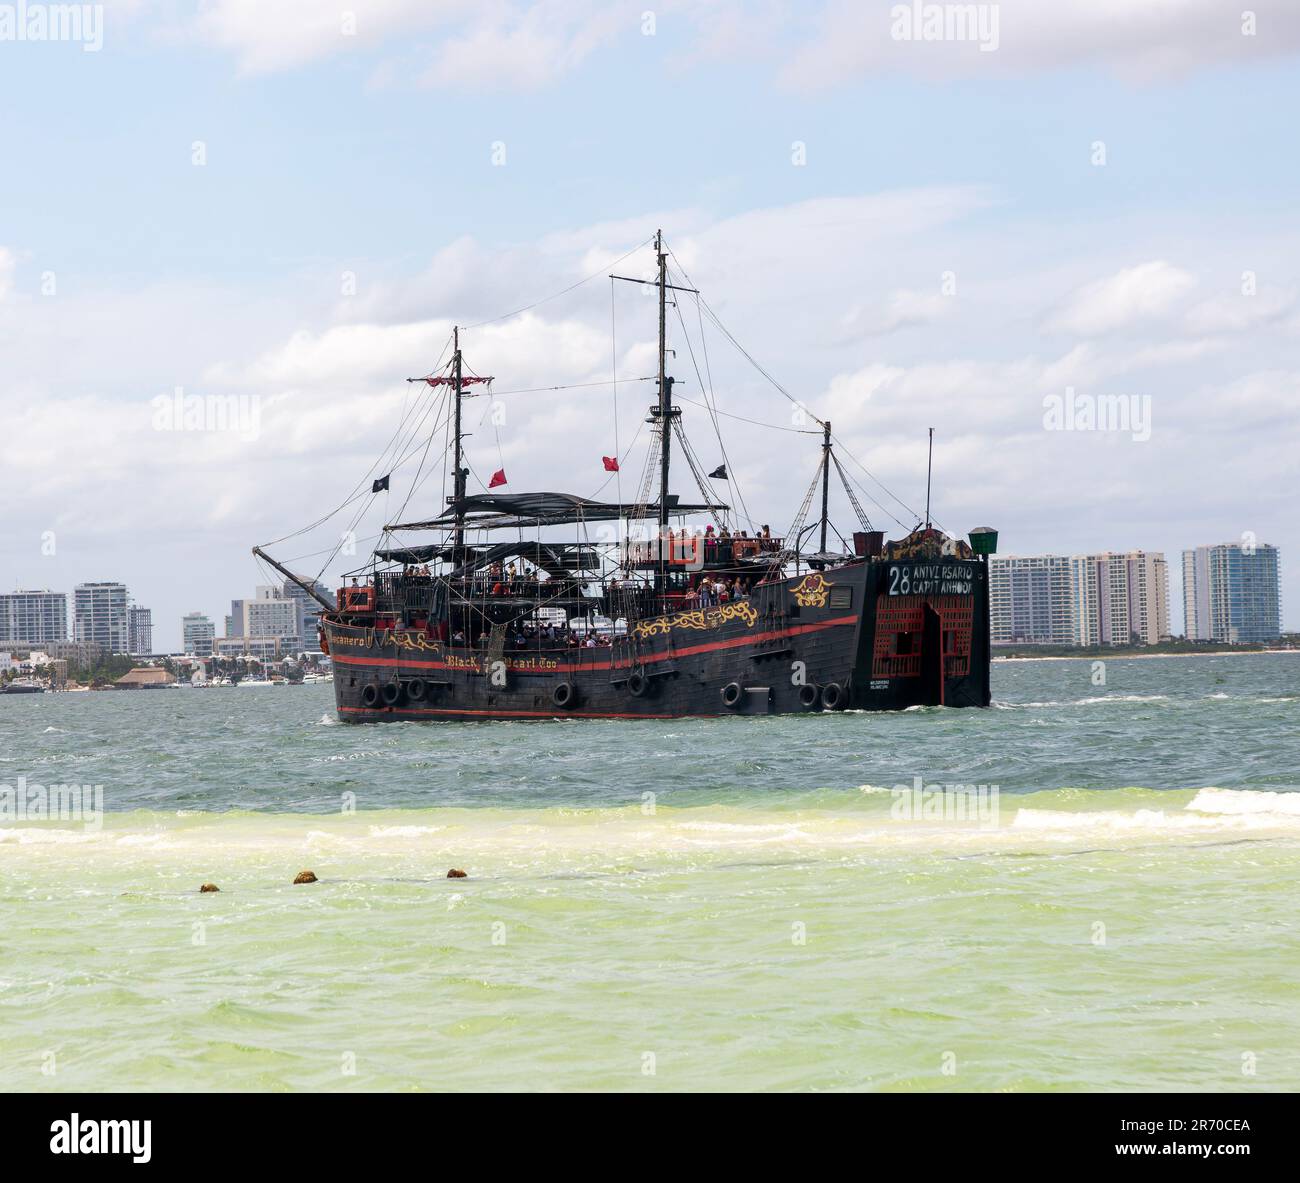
602,456,620,472
488,468,507,488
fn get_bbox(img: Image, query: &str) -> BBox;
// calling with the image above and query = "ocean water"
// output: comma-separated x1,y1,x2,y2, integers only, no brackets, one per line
1,653,1297,1092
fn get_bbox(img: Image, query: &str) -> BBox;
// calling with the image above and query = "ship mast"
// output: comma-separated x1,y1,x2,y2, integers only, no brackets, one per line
655,230,673,530
610,231,696,594
819,420,832,554
452,325,467,557
925,426,934,530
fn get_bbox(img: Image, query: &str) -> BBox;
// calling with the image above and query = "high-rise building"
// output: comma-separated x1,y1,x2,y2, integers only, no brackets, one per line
280,577,332,647
0,590,68,645
244,587,300,649
1071,552,1170,646
127,606,153,655
1181,543,1281,642
73,583,129,654
991,552,1170,647
989,557,1075,644
182,612,216,656
226,599,245,638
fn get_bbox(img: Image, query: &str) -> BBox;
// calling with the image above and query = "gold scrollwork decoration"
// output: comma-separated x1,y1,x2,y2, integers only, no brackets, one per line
791,573,832,608
631,599,758,640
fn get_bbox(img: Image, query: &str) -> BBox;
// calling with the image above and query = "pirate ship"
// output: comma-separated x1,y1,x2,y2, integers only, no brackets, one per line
255,232,994,721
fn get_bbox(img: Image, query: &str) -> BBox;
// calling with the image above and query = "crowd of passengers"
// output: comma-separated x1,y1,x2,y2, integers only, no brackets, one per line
401,524,779,590
439,569,759,651
449,624,616,650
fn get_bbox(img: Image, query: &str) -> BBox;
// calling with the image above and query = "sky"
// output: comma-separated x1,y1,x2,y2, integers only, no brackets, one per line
2,0,1299,649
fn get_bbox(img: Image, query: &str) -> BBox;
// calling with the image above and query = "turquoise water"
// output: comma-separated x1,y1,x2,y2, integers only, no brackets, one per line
1,653,1298,1091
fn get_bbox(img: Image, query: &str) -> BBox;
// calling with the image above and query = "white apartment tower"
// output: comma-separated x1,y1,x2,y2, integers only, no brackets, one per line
989,557,1076,644
1071,552,1170,646
182,612,216,656
0,589,68,645
1182,543,1281,643
73,582,130,654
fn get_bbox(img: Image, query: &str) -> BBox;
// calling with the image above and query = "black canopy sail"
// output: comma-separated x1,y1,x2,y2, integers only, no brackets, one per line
386,491,723,532
375,541,604,576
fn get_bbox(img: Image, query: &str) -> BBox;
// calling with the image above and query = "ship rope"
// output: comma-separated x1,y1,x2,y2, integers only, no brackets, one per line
664,268,753,532
462,236,653,331
664,239,939,534
610,278,623,507
831,452,875,531
257,336,454,549
832,453,915,532
583,414,648,502
261,229,967,615
630,429,661,534
670,419,728,529
779,459,827,566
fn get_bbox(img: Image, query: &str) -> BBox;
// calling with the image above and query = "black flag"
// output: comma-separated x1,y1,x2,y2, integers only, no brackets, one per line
372,475,390,493
708,464,727,479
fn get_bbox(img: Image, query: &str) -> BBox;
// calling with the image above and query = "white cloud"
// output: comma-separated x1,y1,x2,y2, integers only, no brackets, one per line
192,0,461,74
779,0,1300,89
182,1,1300,88
419,1,626,90
0,247,15,298
1047,261,1196,336
188,0,631,84
838,287,953,338
1185,286,1296,334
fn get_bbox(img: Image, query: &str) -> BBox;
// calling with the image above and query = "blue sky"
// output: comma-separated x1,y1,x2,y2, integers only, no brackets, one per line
3,1,1299,647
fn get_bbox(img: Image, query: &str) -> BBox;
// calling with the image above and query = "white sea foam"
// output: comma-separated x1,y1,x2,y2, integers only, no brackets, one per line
0,827,97,845
4,790,1299,866
1012,808,1211,832
997,695,1171,709
1186,787,1300,816
304,829,343,845
367,824,444,838
1013,787,1300,834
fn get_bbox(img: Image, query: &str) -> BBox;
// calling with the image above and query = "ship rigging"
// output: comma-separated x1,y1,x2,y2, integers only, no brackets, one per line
254,230,995,721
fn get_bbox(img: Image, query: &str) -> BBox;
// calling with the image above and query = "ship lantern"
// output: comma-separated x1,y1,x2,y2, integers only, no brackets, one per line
968,527,998,556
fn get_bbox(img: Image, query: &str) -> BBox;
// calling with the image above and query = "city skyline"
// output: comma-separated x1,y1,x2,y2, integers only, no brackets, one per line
4,534,1287,655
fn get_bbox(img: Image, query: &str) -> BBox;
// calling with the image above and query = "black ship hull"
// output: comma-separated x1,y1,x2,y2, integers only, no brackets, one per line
324,557,990,722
